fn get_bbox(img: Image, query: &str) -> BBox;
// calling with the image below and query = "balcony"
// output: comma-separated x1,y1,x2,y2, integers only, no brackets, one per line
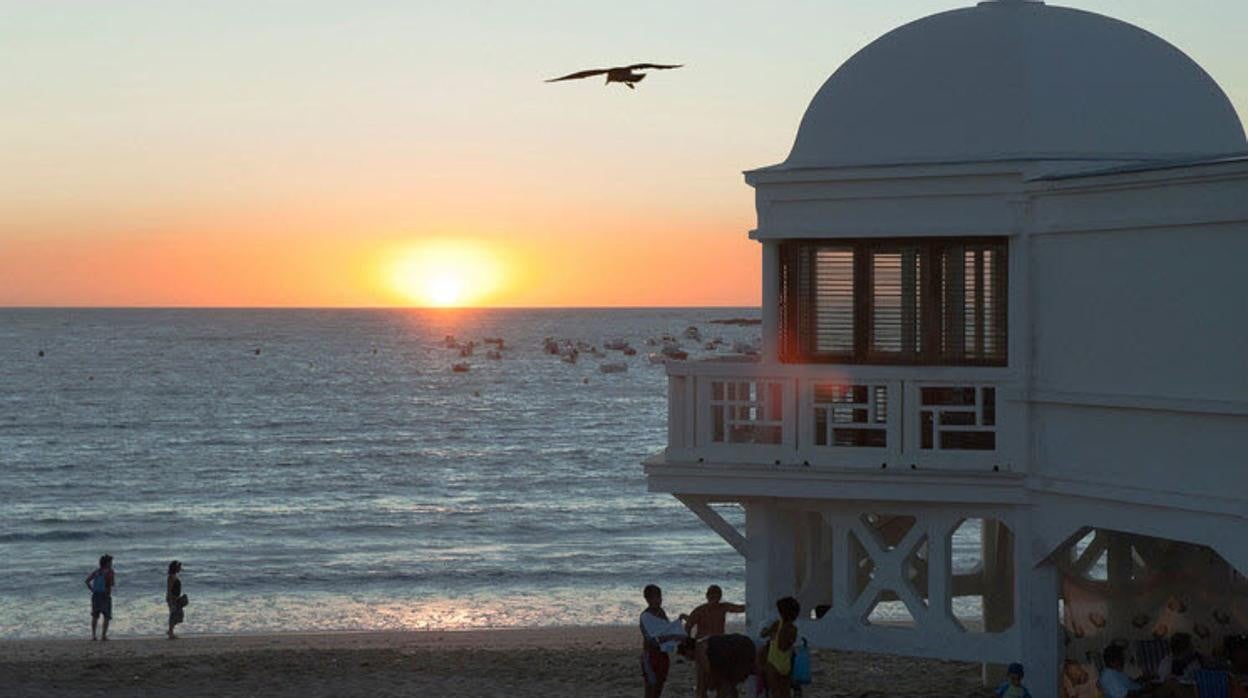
663,358,1019,473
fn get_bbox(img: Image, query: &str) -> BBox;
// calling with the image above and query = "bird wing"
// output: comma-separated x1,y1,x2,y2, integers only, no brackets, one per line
625,63,683,71
545,68,610,82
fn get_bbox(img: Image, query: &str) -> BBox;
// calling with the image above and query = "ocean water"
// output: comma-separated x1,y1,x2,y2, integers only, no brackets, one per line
0,308,766,639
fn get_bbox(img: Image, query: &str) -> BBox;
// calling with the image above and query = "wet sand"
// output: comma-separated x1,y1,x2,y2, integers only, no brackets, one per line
0,625,986,697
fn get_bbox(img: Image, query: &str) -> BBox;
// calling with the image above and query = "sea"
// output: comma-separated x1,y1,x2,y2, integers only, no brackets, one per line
0,308,984,640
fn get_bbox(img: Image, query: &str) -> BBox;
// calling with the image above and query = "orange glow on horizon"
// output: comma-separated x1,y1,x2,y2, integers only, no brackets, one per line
387,240,506,308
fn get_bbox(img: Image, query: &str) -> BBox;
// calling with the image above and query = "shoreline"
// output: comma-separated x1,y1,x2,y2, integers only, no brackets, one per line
1,625,988,697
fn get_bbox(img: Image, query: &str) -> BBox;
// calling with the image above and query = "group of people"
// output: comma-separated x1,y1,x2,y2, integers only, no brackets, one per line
639,583,804,698
1080,632,1248,698
84,554,188,641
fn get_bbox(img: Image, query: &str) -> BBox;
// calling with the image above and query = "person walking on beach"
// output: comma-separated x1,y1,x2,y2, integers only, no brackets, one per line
166,560,185,639
640,584,688,698
684,585,745,639
84,554,115,641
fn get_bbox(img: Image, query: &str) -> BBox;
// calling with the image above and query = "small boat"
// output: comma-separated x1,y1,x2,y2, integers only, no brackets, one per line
604,338,630,351
622,347,637,356
661,347,689,361
647,352,667,364
683,326,702,341
599,362,628,374
486,349,503,360
451,363,471,373
483,337,505,347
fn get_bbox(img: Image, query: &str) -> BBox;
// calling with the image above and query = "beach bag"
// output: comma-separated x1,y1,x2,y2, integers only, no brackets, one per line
791,638,812,685
177,594,189,608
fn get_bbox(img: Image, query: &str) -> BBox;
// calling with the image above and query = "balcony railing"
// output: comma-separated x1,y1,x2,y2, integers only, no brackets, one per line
665,359,1018,472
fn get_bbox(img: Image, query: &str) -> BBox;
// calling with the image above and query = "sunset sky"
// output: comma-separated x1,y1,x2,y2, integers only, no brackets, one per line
4,1,1246,307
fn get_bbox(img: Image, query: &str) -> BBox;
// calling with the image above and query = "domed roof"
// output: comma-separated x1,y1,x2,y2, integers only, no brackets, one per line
781,0,1246,169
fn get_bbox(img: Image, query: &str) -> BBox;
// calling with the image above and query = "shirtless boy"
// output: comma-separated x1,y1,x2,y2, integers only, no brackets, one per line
684,584,746,639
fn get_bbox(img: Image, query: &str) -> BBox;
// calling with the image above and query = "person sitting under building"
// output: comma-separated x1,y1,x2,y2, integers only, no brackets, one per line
1099,644,1153,698
1226,635,1248,698
1158,633,1204,683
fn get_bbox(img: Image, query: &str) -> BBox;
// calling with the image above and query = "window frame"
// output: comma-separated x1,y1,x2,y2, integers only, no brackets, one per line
779,237,1009,367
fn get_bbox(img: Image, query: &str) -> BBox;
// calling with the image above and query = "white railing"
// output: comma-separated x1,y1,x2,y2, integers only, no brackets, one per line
665,359,1018,472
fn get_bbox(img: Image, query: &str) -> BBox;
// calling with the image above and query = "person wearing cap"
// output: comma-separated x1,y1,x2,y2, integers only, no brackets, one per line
166,560,185,639
995,662,1033,697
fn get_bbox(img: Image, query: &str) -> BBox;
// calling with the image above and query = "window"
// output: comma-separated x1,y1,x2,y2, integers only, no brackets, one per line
779,238,1008,365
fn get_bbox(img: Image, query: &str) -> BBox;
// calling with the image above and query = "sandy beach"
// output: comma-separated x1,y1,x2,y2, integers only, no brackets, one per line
1,625,987,697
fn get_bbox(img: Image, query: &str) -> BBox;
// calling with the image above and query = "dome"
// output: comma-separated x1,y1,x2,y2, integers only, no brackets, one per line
781,0,1246,169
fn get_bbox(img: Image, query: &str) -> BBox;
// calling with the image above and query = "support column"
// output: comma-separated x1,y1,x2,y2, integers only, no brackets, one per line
1017,560,1061,698
761,242,780,362
982,520,1016,685
1106,532,1133,644
745,500,796,634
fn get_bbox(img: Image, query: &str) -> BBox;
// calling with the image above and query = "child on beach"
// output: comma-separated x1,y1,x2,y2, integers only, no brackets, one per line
84,554,115,641
995,662,1033,697
640,584,688,698
684,585,746,639
760,596,801,698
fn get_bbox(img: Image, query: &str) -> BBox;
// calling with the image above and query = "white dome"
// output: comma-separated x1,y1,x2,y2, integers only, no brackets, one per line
782,0,1246,169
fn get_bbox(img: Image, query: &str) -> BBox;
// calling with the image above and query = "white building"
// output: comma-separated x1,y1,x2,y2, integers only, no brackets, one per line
646,1,1248,694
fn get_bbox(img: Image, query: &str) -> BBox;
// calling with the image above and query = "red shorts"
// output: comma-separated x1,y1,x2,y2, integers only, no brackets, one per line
641,648,670,687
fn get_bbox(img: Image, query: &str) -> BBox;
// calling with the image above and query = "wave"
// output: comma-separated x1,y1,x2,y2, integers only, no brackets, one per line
0,530,95,543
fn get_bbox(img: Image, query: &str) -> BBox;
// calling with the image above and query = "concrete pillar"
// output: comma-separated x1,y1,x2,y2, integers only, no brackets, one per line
983,520,1016,632
982,520,1016,685
745,500,796,634
1017,560,1062,698
761,242,780,362
1106,532,1133,643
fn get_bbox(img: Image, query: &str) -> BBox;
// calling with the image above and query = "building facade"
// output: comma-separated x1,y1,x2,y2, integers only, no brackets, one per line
645,1,1248,694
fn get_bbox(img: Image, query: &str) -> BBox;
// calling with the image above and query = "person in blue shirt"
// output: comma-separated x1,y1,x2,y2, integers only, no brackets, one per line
995,662,1033,697
84,554,115,641
1099,645,1153,698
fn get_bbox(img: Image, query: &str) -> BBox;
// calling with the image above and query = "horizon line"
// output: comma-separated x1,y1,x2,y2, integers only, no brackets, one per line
0,304,761,311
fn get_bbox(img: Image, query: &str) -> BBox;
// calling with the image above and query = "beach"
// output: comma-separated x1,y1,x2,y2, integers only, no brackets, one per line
0,625,987,697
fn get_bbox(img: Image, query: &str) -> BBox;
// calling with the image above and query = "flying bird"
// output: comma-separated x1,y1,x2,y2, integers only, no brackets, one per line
545,63,683,89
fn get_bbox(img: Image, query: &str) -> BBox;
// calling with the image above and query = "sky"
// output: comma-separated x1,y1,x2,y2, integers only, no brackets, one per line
3,1,1246,308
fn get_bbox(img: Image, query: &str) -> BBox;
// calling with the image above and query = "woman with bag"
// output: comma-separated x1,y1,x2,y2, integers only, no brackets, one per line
166,560,187,639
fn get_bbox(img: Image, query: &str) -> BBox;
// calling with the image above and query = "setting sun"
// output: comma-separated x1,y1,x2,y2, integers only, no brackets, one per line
388,240,504,307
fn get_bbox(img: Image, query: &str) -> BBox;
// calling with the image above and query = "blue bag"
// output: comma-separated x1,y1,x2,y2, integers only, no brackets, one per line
791,638,812,685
